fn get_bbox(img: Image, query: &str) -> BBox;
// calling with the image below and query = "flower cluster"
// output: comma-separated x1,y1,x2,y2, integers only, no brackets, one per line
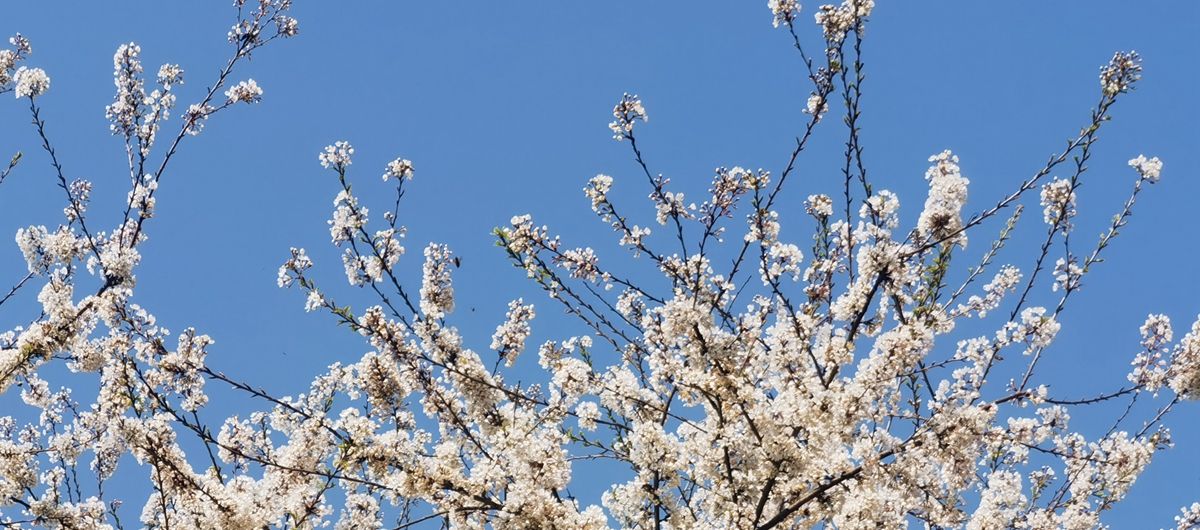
1100,51,1142,95
1129,154,1163,182
382,157,414,181
491,299,535,364
805,92,827,118
767,0,801,28
1040,177,1076,229
12,66,48,98
1,4,1193,530
918,150,969,248
0,34,33,91
105,43,183,154
813,0,874,42
608,93,647,141
224,78,263,104
319,140,354,169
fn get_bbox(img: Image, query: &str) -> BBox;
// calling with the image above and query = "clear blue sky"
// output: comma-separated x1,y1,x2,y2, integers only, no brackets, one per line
1,1,1197,527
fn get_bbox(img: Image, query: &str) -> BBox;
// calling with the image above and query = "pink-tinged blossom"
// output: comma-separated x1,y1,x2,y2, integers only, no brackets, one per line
918,150,969,248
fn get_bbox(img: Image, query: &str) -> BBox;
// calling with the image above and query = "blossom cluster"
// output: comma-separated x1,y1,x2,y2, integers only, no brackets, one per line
0,2,1194,530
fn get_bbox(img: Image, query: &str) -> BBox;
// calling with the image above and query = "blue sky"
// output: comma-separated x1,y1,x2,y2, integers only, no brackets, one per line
1,1,1198,527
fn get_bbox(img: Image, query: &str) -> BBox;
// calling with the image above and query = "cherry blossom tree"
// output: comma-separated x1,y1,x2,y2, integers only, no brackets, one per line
1,1,1197,528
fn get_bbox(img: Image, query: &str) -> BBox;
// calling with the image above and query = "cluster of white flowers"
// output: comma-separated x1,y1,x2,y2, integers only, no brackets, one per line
1129,154,1163,181
807,193,834,218
491,299,535,365
224,78,263,104
804,92,828,118
653,190,689,226
420,243,456,318
1052,255,1083,292
328,189,367,244
608,93,647,141
103,43,182,155
1100,51,1142,95
767,0,801,27
277,247,312,288
319,140,354,169
918,150,969,248
2,4,1194,529
0,34,33,90
813,0,874,42
382,157,414,181
1178,503,1200,530
1039,177,1076,229
106,43,145,136
1168,318,1200,398
584,174,614,218
763,241,804,284
1130,314,1172,394
745,208,781,245
127,176,158,219
182,102,214,135
227,0,300,55
956,264,1022,318
12,66,49,98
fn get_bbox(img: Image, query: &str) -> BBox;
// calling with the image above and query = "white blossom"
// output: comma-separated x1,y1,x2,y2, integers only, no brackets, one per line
12,66,49,98
807,193,834,218
382,157,414,181
320,141,354,169
608,93,647,140
1128,154,1163,182
768,0,802,28
224,78,263,104
491,299,534,365
1040,177,1076,229
1100,51,1141,95
918,150,969,248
